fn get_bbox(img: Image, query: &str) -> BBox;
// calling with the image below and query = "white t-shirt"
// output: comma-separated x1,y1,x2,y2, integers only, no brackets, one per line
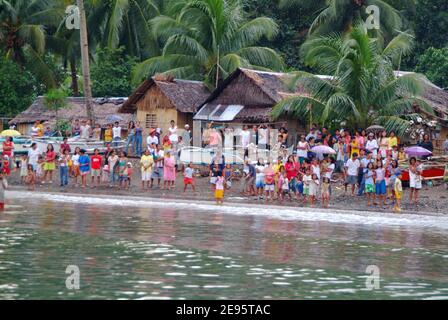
147,135,159,148
112,126,121,139
31,126,39,137
297,141,308,158
258,128,267,145
312,164,321,179
366,139,378,156
345,158,360,176
155,150,164,168
71,154,80,166
28,148,40,166
241,130,251,148
80,125,90,139
168,126,178,143
255,164,266,180
324,163,335,179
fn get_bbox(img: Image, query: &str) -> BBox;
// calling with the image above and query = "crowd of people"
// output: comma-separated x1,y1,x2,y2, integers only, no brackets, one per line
1,119,445,211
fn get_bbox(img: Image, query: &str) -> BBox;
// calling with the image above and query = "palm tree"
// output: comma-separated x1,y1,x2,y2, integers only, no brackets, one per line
272,25,434,135
0,0,65,87
86,0,164,60
133,0,284,87
282,0,408,42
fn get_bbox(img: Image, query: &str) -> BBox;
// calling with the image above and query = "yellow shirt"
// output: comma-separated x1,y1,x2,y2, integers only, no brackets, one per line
37,124,44,137
350,140,359,157
140,155,154,173
389,137,398,148
104,129,113,142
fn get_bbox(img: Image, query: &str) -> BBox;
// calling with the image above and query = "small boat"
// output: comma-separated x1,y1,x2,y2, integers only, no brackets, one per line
31,136,126,154
179,145,289,165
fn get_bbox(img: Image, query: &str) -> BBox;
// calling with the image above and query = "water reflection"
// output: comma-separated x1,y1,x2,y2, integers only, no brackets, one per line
0,194,447,299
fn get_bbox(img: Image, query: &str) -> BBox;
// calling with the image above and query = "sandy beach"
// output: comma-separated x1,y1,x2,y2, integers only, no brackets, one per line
6,162,448,216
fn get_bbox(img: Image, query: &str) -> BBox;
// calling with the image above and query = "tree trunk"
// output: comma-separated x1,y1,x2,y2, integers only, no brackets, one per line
70,57,79,97
76,0,94,122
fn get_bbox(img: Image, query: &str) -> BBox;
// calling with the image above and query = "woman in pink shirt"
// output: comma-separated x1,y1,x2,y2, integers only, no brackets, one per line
163,151,176,190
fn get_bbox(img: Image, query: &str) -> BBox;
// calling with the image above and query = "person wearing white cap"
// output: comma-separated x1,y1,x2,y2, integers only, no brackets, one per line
182,124,192,146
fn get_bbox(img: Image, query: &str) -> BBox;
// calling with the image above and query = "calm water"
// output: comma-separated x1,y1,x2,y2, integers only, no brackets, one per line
0,191,447,300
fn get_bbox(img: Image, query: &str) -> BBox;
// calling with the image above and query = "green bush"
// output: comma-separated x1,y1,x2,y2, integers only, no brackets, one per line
415,47,448,89
91,47,136,97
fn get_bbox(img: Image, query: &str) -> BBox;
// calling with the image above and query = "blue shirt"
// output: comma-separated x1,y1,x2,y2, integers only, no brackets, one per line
79,155,90,172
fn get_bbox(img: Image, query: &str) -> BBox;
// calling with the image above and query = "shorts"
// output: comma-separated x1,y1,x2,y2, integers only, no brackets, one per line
346,175,357,185
264,184,275,192
410,178,422,190
141,171,152,181
303,187,309,196
210,176,217,184
376,180,387,195
365,184,374,194
282,189,289,195
43,162,55,171
395,191,403,200
256,179,265,188
152,167,163,179
91,169,101,177
184,177,194,185
72,165,80,176
215,189,224,199
119,175,129,182
294,182,304,194
80,170,90,176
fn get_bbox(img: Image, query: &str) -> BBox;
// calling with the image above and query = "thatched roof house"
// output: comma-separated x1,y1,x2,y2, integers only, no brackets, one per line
194,68,298,123
10,97,133,135
119,75,210,146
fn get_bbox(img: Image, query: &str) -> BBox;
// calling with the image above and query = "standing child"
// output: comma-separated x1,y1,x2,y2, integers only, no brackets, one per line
36,155,44,184
20,154,28,183
279,170,291,202
364,162,376,206
224,164,233,190
375,160,387,208
118,151,128,190
25,164,35,191
0,172,7,210
215,172,225,205
309,173,320,206
71,147,81,186
90,148,103,188
78,149,90,188
321,177,330,208
183,162,196,193
264,163,275,202
302,168,312,204
140,149,154,190
59,149,70,187
2,155,11,176
163,151,176,190
394,172,403,213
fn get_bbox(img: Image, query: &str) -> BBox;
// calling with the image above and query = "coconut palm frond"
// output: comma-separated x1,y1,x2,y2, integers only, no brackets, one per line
271,95,325,120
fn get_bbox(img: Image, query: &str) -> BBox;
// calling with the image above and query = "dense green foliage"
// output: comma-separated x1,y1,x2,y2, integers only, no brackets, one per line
91,47,136,97
415,47,448,89
272,26,433,136
0,56,36,117
0,0,447,130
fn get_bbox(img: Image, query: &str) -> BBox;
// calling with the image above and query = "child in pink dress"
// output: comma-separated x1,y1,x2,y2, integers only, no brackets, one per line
163,151,176,190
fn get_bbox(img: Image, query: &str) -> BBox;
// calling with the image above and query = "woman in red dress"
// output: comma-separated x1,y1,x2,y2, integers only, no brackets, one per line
2,136,15,173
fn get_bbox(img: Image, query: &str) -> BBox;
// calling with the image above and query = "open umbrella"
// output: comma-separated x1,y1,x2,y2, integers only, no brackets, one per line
404,146,432,157
106,115,124,123
0,129,21,137
311,145,336,154
366,125,385,135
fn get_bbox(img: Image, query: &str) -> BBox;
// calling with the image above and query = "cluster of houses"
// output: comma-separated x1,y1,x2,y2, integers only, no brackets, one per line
9,67,448,152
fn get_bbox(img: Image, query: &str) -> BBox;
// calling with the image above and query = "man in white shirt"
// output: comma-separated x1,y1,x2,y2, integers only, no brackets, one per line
112,121,122,147
147,129,159,151
241,125,251,159
27,143,40,171
344,152,360,196
80,120,91,139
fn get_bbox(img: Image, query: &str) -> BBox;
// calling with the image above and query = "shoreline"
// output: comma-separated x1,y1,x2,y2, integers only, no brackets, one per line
7,184,447,218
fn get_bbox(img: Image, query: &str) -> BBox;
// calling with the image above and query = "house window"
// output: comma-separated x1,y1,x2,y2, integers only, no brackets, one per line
145,113,157,128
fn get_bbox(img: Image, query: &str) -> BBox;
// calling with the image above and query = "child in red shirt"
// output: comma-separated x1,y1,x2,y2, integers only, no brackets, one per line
90,148,103,188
